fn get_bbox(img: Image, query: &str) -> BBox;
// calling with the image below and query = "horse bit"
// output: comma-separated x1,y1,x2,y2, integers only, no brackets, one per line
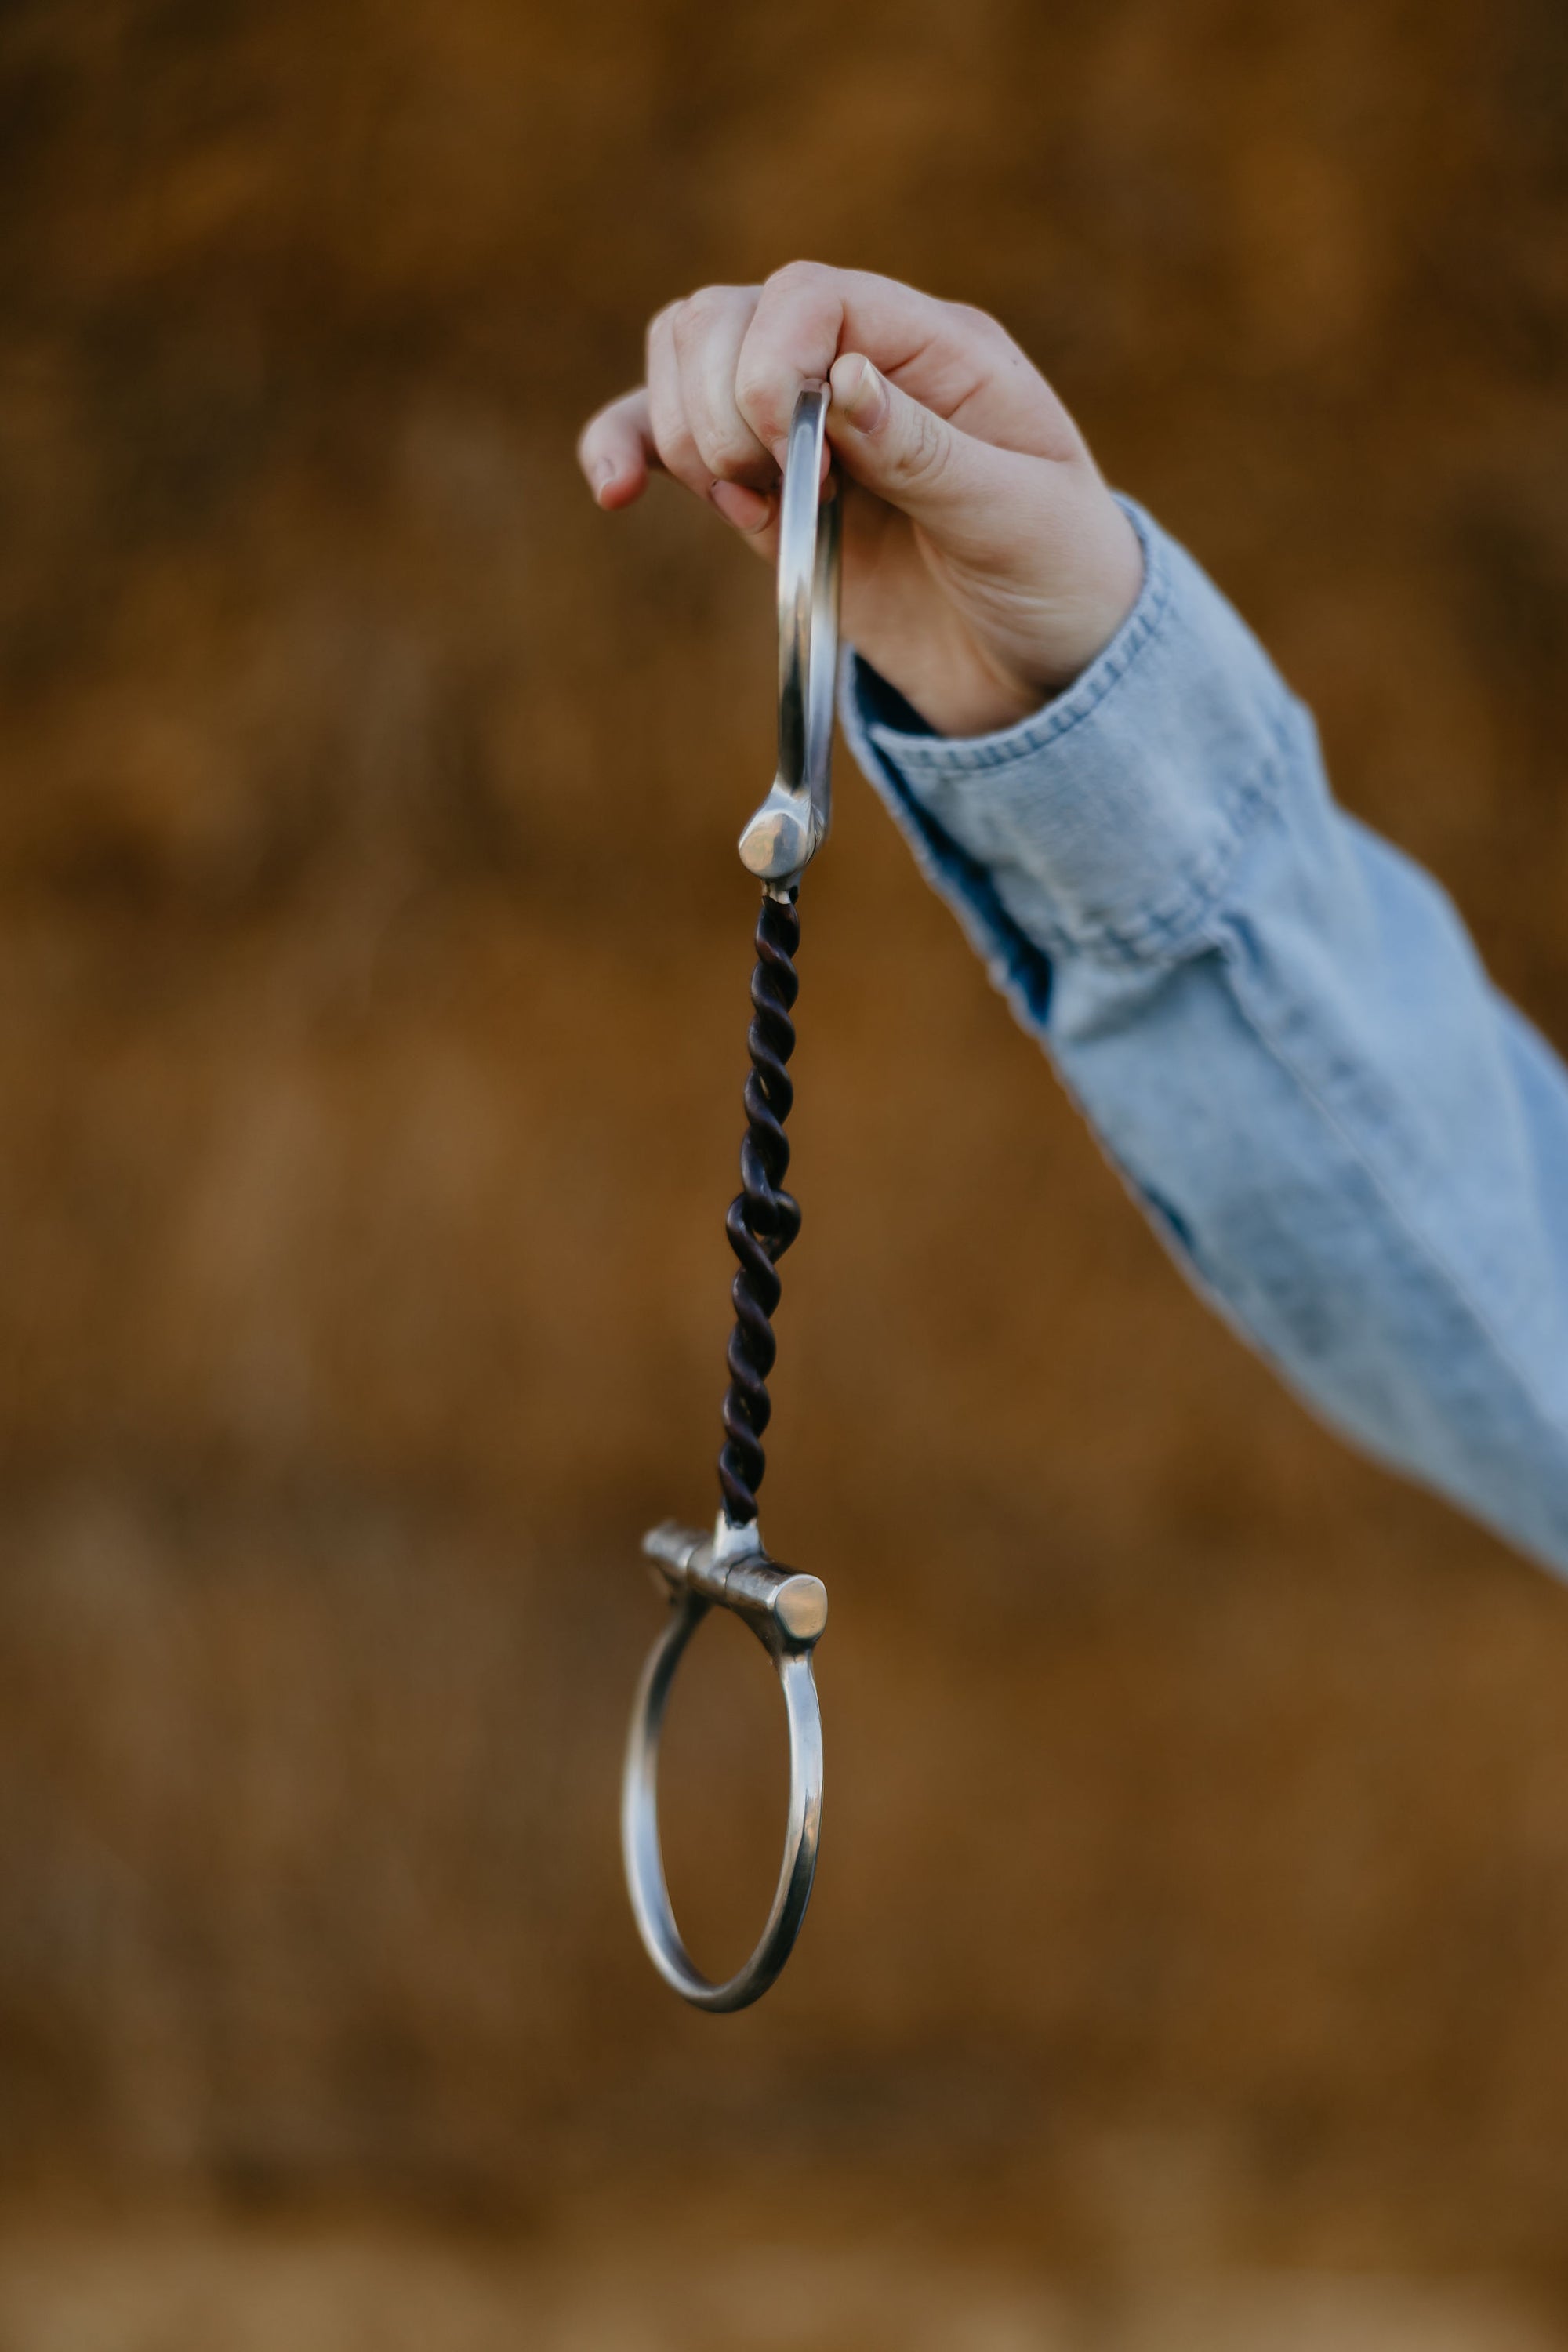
621,383,841,2012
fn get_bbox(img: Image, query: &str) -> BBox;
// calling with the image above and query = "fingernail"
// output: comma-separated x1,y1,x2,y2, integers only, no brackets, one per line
593,457,616,498
833,354,887,431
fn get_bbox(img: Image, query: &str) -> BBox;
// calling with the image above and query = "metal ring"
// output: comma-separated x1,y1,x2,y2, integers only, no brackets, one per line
622,1523,826,2012
737,381,842,887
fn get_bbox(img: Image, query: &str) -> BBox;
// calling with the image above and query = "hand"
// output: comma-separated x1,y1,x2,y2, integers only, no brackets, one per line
576,262,1143,739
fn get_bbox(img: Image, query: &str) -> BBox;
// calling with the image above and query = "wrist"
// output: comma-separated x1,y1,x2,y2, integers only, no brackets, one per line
891,501,1145,737
847,481,1145,739
1014,489,1145,701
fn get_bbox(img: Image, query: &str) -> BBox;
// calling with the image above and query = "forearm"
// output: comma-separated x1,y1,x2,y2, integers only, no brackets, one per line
842,501,1568,1574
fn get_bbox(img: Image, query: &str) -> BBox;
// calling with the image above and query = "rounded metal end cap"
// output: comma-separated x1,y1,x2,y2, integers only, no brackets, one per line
774,1573,828,1642
738,800,810,882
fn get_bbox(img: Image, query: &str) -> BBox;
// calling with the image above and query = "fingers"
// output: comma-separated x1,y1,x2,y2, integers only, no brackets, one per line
645,301,710,499
647,289,778,505
578,378,774,539
578,263,1080,549
577,388,662,510
823,350,1034,558
672,285,773,488
579,290,779,541
734,261,1079,463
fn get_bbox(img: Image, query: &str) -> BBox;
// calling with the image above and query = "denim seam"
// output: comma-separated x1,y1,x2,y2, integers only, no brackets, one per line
961,718,1292,969
1073,704,1304,963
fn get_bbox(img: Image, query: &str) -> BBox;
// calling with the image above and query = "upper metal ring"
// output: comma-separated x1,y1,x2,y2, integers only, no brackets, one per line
622,1521,826,2012
737,382,842,888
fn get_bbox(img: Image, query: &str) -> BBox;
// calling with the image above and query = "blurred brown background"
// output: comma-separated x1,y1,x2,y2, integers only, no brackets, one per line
2,0,1568,2343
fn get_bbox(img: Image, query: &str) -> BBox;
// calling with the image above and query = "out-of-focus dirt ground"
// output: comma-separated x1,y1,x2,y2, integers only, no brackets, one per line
3,0,1568,2342
0,2219,1563,2352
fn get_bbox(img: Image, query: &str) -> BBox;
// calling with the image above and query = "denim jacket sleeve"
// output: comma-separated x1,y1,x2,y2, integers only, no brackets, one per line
839,499,1568,1576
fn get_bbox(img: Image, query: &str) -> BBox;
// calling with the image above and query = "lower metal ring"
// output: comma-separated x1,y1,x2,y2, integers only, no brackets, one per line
622,1524,826,2013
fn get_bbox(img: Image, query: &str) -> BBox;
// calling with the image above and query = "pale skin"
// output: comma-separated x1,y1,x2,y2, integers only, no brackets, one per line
576,261,1145,739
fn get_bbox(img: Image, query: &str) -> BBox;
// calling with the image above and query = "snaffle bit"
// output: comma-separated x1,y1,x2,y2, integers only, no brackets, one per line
621,381,841,2012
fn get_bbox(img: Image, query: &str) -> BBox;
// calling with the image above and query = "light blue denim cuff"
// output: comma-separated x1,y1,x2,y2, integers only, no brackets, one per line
839,498,1306,968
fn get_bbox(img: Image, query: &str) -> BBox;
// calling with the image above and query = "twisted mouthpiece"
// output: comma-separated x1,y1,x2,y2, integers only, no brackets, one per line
718,888,802,1526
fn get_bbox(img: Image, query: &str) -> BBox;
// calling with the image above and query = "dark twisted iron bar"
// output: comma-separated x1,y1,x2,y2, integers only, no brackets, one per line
717,886,802,1527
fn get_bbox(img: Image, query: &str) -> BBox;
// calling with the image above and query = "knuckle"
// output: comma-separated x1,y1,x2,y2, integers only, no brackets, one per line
649,407,700,480
731,351,777,418
764,257,833,302
670,289,717,350
698,419,762,478
663,434,702,485
677,282,735,332
946,298,1004,339
645,298,685,354
894,403,951,488
946,302,1022,372
733,385,786,455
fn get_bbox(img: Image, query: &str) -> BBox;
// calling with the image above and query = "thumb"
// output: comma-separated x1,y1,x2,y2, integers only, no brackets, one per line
826,351,1022,544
